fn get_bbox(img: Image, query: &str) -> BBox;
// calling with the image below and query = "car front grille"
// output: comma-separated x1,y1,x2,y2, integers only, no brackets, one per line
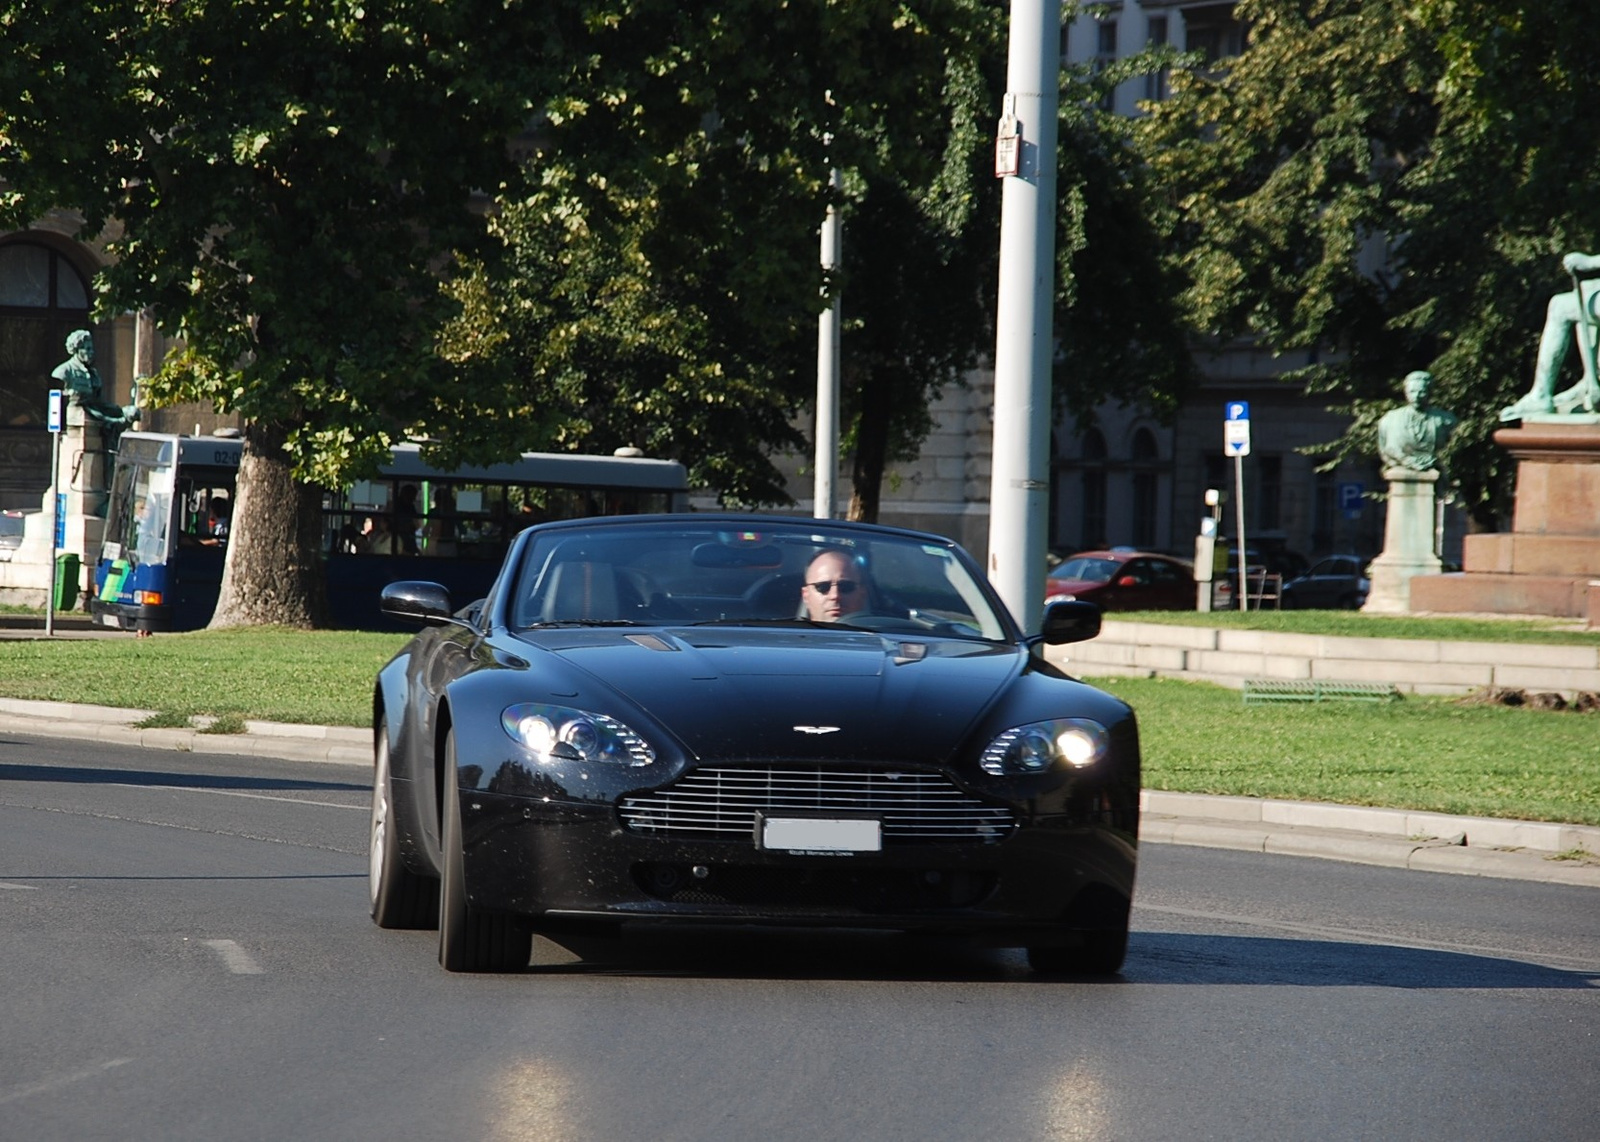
618,764,1016,845
631,862,996,911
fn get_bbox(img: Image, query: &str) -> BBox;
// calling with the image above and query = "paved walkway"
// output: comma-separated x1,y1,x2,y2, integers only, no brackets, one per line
1,695,1595,890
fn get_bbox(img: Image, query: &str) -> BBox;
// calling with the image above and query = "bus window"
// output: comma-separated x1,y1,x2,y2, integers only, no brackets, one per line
176,474,233,548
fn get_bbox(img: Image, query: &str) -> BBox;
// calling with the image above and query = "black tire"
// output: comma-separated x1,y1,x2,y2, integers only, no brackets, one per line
438,730,533,973
1027,927,1129,977
369,729,438,929
1337,593,1361,610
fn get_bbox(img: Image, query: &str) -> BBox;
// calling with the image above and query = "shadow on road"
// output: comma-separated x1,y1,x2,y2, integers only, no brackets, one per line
0,760,367,793
506,928,1599,991
1129,931,1599,989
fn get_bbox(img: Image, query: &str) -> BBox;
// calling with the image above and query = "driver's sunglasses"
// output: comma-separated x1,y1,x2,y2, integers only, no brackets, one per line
807,579,860,596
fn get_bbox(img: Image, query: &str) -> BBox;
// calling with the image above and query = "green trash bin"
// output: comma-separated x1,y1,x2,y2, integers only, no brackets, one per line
55,552,80,611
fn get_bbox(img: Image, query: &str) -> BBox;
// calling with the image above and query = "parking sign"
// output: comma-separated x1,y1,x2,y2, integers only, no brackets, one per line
1339,481,1365,519
1223,401,1251,457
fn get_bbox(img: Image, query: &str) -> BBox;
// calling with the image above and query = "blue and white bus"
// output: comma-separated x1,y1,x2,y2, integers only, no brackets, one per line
90,432,690,633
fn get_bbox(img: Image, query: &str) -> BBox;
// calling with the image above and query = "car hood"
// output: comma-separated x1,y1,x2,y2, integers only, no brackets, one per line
1044,578,1106,596
511,626,1023,764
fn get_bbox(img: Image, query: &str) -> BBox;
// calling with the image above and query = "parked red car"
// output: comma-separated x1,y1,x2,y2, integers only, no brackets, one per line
1044,550,1196,612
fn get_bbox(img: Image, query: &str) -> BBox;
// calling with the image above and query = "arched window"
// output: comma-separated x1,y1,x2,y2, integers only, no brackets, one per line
1081,428,1107,549
1,240,93,433
1131,427,1158,548
0,242,90,311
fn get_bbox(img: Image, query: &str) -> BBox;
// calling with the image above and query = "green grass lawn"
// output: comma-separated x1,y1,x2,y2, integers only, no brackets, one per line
0,624,1596,825
1089,675,1600,827
0,628,407,728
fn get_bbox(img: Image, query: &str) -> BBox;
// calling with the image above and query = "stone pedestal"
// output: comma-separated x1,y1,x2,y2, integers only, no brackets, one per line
0,421,109,607
1362,467,1442,614
1409,417,1600,623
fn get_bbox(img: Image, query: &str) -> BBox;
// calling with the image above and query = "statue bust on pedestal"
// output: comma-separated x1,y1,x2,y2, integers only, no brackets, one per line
1364,371,1456,614
1378,370,1458,472
52,329,138,456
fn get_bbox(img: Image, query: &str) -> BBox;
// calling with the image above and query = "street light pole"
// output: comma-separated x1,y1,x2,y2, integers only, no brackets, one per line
814,167,843,520
986,0,1060,633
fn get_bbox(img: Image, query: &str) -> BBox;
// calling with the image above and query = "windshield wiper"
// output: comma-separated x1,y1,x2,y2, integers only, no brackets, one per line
687,617,835,629
523,619,645,629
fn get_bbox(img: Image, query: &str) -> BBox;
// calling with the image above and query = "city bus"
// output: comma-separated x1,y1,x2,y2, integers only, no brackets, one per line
89,431,690,633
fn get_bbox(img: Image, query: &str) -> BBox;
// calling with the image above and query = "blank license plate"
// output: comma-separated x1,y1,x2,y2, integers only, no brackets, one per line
760,816,882,853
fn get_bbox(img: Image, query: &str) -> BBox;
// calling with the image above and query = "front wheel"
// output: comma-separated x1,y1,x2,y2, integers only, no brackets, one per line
438,729,533,973
1027,927,1128,977
370,729,438,929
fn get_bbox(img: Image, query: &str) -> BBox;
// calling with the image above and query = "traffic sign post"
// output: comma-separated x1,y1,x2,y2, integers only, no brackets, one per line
46,390,63,638
1224,402,1250,611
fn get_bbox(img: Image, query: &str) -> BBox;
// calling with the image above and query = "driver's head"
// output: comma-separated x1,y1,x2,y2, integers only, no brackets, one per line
801,549,866,622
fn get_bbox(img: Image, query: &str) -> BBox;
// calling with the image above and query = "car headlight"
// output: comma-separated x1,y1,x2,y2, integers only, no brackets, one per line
500,703,655,767
979,718,1109,775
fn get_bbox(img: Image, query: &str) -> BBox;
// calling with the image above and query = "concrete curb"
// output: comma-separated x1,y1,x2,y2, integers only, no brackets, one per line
1,698,1596,887
1140,790,1600,888
0,698,370,764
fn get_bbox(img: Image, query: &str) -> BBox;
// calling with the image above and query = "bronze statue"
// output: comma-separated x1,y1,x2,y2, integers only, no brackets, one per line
51,329,138,450
1501,251,1600,421
1378,370,1457,472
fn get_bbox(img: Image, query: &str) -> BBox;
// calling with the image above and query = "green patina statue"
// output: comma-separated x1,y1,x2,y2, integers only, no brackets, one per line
1501,251,1600,421
1378,370,1457,472
51,329,138,450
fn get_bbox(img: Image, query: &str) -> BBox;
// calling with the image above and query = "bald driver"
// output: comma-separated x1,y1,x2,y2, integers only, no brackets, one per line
800,549,868,623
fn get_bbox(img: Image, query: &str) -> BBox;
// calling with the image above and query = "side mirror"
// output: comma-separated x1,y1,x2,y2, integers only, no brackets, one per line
380,580,454,626
1115,575,1138,588
1040,599,1102,645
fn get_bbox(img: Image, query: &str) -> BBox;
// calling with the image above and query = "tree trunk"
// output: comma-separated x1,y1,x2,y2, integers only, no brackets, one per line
848,373,893,524
209,419,328,629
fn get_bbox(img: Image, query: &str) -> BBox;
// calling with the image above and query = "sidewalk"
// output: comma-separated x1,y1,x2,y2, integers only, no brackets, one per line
1,696,1595,889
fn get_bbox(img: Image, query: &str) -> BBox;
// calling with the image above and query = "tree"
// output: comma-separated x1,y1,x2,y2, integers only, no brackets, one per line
1136,0,1600,525
442,1,1012,513
0,1,550,625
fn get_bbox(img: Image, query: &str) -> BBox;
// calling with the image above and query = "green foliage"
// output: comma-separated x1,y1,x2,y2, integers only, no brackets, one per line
0,1,548,487
442,0,1014,508
1137,0,1600,522
1054,56,1197,427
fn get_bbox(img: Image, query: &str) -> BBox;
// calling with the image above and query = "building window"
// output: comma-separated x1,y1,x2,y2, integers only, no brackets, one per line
1313,462,1337,554
0,240,93,432
1095,20,1118,111
1081,428,1108,549
0,242,89,311
1257,454,1282,532
1184,3,1246,66
1131,428,1158,549
1145,16,1170,103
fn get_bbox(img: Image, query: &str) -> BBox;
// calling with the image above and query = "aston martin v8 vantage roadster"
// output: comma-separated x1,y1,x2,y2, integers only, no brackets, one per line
370,515,1140,974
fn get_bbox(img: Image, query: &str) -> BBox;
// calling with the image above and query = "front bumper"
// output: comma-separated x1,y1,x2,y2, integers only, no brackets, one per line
456,789,1137,943
89,598,169,634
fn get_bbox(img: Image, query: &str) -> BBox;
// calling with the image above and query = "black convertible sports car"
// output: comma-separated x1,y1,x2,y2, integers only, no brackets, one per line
370,514,1140,974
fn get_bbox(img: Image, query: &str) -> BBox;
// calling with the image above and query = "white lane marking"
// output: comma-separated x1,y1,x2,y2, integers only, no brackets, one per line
201,938,265,975
0,1058,134,1106
108,784,367,811
1138,902,1600,972
0,881,40,890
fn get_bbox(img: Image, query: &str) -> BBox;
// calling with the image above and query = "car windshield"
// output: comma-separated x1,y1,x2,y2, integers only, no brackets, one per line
1049,557,1120,584
508,520,1010,641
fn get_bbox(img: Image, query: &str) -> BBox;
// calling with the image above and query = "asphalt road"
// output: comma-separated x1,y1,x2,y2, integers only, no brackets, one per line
2,732,1597,1142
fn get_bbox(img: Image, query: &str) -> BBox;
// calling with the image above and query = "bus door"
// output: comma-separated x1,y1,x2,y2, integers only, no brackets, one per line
92,444,178,631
